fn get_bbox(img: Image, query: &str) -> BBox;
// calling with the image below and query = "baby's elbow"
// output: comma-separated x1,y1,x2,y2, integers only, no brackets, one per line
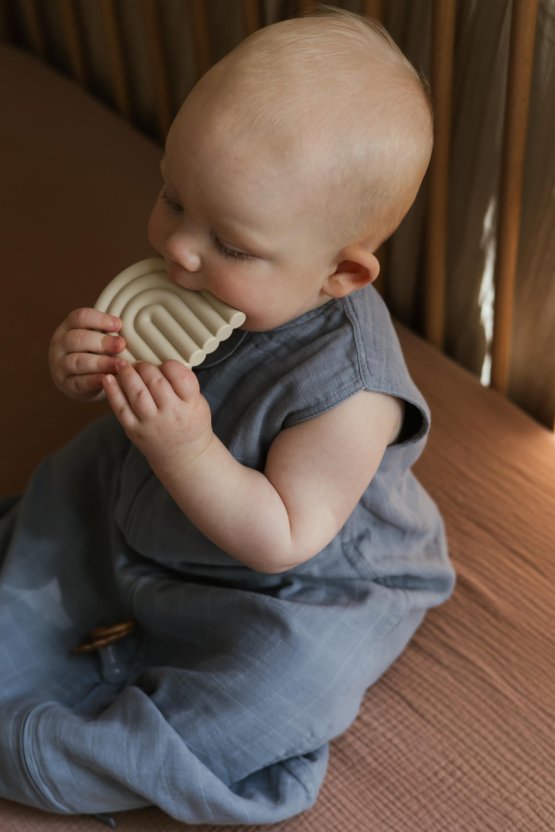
253,559,296,576
253,562,295,576
248,545,316,575
252,563,283,576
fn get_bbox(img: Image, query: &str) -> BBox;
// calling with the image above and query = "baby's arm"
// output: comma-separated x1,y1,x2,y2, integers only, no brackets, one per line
103,359,402,573
49,308,126,400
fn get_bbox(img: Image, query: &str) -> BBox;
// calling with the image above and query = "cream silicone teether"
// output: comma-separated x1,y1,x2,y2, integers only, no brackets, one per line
95,258,246,367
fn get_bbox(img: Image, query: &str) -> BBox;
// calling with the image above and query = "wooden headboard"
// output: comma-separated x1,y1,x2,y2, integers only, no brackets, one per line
1,0,551,429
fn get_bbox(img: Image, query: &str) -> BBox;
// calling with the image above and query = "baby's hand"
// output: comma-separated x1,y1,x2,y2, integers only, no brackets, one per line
103,360,213,470
49,308,126,400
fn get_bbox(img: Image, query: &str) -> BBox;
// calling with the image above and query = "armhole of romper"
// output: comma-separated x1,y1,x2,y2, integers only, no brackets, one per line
343,293,430,449
393,398,427,446
281,292,430,447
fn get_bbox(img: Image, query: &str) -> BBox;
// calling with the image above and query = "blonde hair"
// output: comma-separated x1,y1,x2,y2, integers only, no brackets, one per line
189,7,433,248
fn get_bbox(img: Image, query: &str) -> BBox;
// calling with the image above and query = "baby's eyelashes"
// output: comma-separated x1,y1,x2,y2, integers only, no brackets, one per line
160,189,182,213
212,235,254,262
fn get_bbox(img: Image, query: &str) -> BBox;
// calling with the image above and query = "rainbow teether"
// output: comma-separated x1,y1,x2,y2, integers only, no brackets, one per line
95,258,246,367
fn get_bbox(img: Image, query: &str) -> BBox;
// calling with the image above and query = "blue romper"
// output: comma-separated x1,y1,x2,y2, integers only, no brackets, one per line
0,286,455,823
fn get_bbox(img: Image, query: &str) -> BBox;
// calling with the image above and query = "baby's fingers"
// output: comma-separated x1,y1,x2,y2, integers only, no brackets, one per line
64,307,122,334
112,361,157,420
66,372,109,398
63,352,121,378
63,329,125,356
160,360,200,401
102,373,138,429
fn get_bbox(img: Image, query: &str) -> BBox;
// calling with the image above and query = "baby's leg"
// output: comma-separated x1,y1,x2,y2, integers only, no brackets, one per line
0,413,425,822
0,415,131,707
0,581,423,824
0,693,330,823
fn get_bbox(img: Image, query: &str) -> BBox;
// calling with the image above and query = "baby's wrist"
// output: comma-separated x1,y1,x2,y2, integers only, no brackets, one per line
147,427,217,480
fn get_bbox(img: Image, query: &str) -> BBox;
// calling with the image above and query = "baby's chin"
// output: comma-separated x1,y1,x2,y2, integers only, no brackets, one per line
242,303,332,333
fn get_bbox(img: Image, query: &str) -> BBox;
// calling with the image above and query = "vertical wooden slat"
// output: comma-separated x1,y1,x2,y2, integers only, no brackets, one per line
143,0,172,140
0,0,16,41
491,0,539,393
298,0,316,16
58,0,86,83
242,0,261,35
19,0,47,58
424,0,456,350
99,0,132,119
363,0,385,22
191,0,212,78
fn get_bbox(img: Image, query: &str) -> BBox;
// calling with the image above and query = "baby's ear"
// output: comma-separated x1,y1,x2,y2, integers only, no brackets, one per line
323,244,380,299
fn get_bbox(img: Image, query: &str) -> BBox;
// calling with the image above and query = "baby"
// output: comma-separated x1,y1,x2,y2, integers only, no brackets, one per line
0,8,455,825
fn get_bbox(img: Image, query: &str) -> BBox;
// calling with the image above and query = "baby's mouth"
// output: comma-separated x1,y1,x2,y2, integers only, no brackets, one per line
166,260,201,292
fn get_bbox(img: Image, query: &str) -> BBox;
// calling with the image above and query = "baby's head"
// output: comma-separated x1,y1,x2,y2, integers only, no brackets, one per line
149,8,433,330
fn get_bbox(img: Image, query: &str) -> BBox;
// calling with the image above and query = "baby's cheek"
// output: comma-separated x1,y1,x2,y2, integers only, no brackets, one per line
147,203,164,250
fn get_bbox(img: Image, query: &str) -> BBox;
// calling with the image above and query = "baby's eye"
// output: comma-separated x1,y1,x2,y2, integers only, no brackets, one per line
213,235,254,262
160,189,182,212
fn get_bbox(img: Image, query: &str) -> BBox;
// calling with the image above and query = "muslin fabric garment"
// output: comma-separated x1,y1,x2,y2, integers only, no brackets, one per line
0,287,454,822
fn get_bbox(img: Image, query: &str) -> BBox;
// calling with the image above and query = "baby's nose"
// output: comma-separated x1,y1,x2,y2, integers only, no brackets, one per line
166,235,201,273
179,251,201,272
